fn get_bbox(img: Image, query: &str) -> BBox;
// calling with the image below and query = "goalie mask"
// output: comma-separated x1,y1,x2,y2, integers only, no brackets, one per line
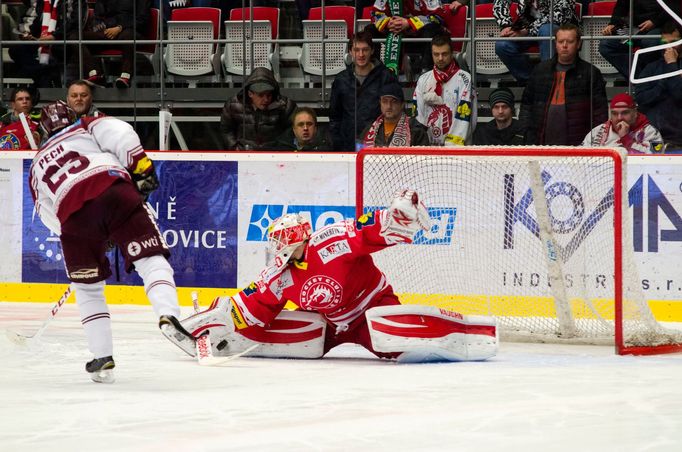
40,101,78,139
268,214,312,270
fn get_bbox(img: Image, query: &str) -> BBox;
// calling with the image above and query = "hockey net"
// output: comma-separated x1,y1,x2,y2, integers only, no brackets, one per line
357,147,682,355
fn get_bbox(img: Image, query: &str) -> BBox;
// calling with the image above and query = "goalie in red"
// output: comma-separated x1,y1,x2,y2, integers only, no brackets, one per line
182,190,498,363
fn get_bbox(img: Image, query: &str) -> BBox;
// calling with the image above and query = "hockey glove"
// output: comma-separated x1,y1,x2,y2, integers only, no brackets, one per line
381,190,431,244
130,156,159,200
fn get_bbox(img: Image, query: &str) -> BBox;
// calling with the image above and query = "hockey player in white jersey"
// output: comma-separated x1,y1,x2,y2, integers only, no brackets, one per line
29,101,195,383
414,34,476,146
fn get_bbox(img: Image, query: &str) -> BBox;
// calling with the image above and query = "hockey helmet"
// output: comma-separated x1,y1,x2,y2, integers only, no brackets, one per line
268,214,312,269
40,101,77,138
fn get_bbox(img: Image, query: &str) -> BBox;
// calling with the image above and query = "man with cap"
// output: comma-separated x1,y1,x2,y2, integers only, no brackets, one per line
220,67,297,150
360,83,430,148
581,93,663,154
472,87,524,146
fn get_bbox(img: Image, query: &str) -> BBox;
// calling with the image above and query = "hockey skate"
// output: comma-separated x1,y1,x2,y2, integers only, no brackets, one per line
159,315,196,357
86,356,115,384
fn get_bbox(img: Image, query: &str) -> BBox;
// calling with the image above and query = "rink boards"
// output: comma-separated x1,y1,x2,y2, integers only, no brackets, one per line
1,151,682,321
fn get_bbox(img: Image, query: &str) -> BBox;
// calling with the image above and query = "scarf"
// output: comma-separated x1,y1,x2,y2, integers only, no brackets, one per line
383,0,403,76
39,0,59,65
596,113,650,146
363,113,411,147
432,61,459,96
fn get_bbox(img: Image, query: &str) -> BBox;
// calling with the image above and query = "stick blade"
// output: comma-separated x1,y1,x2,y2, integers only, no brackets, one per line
195,334,257,366
5,329,30,346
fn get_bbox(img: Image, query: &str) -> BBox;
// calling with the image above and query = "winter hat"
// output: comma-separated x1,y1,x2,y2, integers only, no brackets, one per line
489,87,514,108
249,82,275,93
380,83,405,102
610,93,636,109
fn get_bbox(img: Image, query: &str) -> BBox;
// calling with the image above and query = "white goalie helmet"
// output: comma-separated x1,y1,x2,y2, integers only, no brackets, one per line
268,214,312,269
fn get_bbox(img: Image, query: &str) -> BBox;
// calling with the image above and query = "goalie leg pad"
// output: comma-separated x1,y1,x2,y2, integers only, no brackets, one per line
181,301,326,359
365,305,498,362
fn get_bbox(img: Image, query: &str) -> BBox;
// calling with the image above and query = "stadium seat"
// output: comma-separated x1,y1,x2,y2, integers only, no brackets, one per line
443,5,468,53
165,7,221,86
299,19,349,87
580,2,619,78
223,8,280,86
465,4,510,84
308,6,355,36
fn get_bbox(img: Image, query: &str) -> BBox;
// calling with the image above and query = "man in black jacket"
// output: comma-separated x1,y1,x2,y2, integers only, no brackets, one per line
519,24,608,145
473,88,523,145
268,107,332,151
220,67,297,150
329,29,398,151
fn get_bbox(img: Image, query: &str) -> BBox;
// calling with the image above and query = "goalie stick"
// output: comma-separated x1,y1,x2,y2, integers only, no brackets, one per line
195,332,258,366
6,285,73,345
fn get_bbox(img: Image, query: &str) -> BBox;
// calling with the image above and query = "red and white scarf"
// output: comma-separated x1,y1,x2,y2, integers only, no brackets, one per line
39,0,60,65
362,113,411,147
432,61,459,97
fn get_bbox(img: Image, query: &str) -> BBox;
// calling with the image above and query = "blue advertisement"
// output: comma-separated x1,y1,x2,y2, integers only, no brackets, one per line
22,160,239,288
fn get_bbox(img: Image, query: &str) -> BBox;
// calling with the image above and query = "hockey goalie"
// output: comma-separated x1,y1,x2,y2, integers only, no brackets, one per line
182,190,498,363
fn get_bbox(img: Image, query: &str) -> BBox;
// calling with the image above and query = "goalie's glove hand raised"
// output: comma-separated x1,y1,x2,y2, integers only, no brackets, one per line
130,156,159,200
381,190,431,244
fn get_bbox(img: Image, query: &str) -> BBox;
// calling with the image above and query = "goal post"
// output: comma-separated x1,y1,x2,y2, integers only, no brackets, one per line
356,147,682,356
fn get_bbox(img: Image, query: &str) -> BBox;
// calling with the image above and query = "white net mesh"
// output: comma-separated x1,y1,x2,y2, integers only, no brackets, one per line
358,148,682,353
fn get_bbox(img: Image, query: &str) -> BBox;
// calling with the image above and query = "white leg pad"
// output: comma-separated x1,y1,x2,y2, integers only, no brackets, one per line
181,298,326,359
366,305,498,362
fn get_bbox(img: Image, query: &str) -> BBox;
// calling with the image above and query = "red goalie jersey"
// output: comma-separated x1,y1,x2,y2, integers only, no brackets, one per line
231,211,403,336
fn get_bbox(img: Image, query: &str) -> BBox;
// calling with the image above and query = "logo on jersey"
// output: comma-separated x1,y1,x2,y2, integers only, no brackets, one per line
317,239,351,264
300,276,343,310
310,225,347,247
127,241,142,257
69,267,99,280
0,133,20,149
269,270,294,299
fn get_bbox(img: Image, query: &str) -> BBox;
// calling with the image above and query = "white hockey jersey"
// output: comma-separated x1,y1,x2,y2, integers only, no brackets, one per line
581,114,664,155
414,67,476,146
29,117,147,234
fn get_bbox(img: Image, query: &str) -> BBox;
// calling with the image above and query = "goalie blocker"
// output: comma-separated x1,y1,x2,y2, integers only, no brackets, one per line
181,298,498,362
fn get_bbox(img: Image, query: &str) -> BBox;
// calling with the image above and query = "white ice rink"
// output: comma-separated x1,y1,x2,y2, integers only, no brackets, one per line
1,301,682,452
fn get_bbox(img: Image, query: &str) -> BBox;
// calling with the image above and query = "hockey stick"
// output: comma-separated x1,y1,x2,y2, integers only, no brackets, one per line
195,333,258,366
5,286,73,345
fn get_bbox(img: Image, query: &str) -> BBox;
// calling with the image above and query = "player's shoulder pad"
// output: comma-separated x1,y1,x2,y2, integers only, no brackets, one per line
356,211,377,230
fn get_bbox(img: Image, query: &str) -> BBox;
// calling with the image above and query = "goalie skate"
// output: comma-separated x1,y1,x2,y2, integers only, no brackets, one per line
159,315,196,357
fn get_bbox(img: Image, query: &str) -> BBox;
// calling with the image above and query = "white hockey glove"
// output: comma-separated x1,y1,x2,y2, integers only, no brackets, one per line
381,189,431,244
422,92,444,106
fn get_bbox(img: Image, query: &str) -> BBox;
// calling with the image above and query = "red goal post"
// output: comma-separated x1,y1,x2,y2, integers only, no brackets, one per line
356,147,682,355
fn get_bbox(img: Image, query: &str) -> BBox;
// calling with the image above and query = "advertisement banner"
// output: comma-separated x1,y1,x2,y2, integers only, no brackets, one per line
0,159,24,282
237,158,355,286
21,160,239,288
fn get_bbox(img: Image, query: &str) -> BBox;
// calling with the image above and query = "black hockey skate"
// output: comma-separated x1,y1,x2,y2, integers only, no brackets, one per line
159,315,196,357
86,356,115,384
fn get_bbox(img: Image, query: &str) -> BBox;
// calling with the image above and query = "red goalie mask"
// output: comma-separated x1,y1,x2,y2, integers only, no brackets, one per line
268,214,312,269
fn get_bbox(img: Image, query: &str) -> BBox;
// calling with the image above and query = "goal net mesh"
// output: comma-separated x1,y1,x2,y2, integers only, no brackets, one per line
358,148,682,353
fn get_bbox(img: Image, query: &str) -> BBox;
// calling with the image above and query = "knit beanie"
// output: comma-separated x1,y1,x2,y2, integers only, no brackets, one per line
489,88,514,108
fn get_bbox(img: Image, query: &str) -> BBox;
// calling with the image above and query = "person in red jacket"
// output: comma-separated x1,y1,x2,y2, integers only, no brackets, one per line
181,190,498,363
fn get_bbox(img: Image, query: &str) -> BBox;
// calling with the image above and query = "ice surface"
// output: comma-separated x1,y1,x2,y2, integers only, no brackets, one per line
1,302,682,452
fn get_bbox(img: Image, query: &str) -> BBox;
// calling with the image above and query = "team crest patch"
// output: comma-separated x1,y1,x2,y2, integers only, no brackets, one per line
300,276,343,310
0,133,20,149
455,100,473,121
356,212,375,229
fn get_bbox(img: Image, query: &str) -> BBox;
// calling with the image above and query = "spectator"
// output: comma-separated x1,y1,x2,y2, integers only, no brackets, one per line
66,80,103,117
519,24,608,145
366,0,449,76
634,21,682,152
446,1,469,14
220,67,297,150
414,34,475,146
360,83,430,147
0,87,41,150
8,0,87,87
599,0,679,79
493,0,578,83
472,87,524,145
268,107,332,151
329,30,398,151
76,0,151,88
581,93,663,154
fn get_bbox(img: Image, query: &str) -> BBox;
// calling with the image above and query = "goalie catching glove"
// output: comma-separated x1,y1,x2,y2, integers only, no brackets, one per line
381,189,431,244
129,156,159,199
